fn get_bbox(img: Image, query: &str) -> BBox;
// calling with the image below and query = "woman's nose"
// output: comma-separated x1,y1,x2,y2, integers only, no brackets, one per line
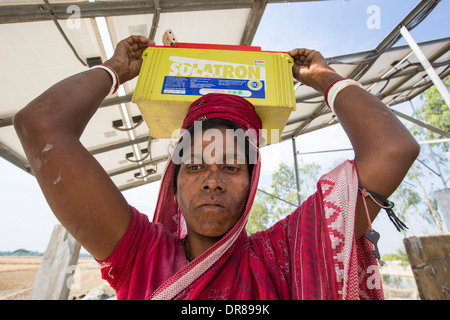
201,168,226,192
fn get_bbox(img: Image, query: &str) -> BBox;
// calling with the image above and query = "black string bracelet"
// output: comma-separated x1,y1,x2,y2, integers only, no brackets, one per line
358,185,408,232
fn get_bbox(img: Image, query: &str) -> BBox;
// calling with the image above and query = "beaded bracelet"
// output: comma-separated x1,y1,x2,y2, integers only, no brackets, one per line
325,78,363,114
90,65,120,95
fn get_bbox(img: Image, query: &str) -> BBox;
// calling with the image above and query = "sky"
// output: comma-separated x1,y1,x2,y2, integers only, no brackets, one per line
1,0,449,255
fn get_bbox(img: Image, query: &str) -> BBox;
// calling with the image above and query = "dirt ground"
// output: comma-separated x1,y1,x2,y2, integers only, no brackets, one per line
0,256,107,300
1,256,418,300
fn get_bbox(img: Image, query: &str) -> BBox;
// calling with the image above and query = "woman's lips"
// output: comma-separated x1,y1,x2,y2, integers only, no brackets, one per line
198,203,226,211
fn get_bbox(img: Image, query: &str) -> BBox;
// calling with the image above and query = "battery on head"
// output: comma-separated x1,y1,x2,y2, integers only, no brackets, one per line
132,44,296,146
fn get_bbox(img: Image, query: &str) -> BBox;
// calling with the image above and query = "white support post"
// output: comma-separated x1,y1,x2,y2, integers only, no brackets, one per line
29,225,81,300
400,25,450,108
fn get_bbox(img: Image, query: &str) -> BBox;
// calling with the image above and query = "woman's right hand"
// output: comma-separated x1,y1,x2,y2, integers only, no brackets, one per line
104,35,154,84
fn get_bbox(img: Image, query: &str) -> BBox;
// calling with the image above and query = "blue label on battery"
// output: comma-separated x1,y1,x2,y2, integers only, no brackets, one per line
161,76,265,99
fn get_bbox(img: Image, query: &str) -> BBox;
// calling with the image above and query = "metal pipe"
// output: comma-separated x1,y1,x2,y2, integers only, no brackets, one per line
292,137,301,206
400,25,450,108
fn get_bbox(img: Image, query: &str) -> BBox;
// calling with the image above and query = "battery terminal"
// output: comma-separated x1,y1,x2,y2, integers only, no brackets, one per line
162,29,178,46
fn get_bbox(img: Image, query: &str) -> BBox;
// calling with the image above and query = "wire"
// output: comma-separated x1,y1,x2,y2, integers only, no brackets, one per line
112,118,144,131
125,136,154,163
43,0,87,67
134,165,158,180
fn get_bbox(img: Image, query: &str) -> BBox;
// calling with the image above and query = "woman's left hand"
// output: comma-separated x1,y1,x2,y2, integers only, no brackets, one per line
289,48,342,95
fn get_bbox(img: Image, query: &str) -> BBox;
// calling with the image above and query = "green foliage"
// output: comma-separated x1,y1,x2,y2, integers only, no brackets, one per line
246,160,323,234
389,164,422,233
415,76,449,141
3,249,43,256
269,163,299,222
390,159,444,234
246,192,271,235
382,249,410,268
411,75,449,161
269,161,321,222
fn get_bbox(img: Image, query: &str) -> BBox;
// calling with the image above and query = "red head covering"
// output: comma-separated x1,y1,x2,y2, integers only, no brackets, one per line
182,93,263,145
152,93,261,239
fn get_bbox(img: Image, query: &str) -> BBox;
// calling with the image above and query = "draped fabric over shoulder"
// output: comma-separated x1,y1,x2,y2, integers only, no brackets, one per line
99,93,384,300
150,157,383,300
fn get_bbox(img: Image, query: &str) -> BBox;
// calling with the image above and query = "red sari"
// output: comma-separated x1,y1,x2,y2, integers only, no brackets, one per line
99,152,383,300
98,93,383,299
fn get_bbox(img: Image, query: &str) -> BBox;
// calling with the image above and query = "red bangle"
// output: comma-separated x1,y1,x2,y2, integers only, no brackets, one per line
324,78,347,108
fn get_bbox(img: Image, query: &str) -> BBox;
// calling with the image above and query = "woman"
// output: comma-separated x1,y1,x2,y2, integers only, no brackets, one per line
13,36,419,299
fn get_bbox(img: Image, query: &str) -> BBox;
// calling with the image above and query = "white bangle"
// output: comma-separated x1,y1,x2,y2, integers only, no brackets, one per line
326,79,363,114
90,65,120,96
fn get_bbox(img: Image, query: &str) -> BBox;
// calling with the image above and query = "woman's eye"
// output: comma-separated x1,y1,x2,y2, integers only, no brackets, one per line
187,165,202,170
224,166,239,172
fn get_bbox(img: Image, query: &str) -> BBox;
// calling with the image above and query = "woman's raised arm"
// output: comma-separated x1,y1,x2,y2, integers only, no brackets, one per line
289,48,420,239
14,36,152,260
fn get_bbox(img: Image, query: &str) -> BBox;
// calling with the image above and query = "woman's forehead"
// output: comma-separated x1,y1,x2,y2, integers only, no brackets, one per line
189,128,247,164
172,125,258,165
189,151,246,164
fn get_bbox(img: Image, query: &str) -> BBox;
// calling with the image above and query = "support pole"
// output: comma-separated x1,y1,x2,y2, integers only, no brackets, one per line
434,188,450,232
404,234,450,299
257,188,298,208
29,225,81,300
292,137,301,206
400,25,450,108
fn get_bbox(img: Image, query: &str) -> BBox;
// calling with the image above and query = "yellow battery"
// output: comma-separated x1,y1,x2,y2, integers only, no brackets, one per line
132,43,296,145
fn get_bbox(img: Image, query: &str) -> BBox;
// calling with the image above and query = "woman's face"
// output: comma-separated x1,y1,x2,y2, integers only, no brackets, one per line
175,126,250,240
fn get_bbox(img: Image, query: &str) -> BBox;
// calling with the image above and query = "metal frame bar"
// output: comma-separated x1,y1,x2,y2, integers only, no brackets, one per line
289,0,446,137
0,0,447,192
281,75,450,141
88,135,150,155
107,154,168,177
347,0,441,81
392,110,450,139
148,0,161,40
119,173,162,191
400,25,450,108
287,1,442,138
0,140,32,175
291,137,301,206
240,0,267,46
257,188,298,207
0,0,325,24
0,0,322,55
